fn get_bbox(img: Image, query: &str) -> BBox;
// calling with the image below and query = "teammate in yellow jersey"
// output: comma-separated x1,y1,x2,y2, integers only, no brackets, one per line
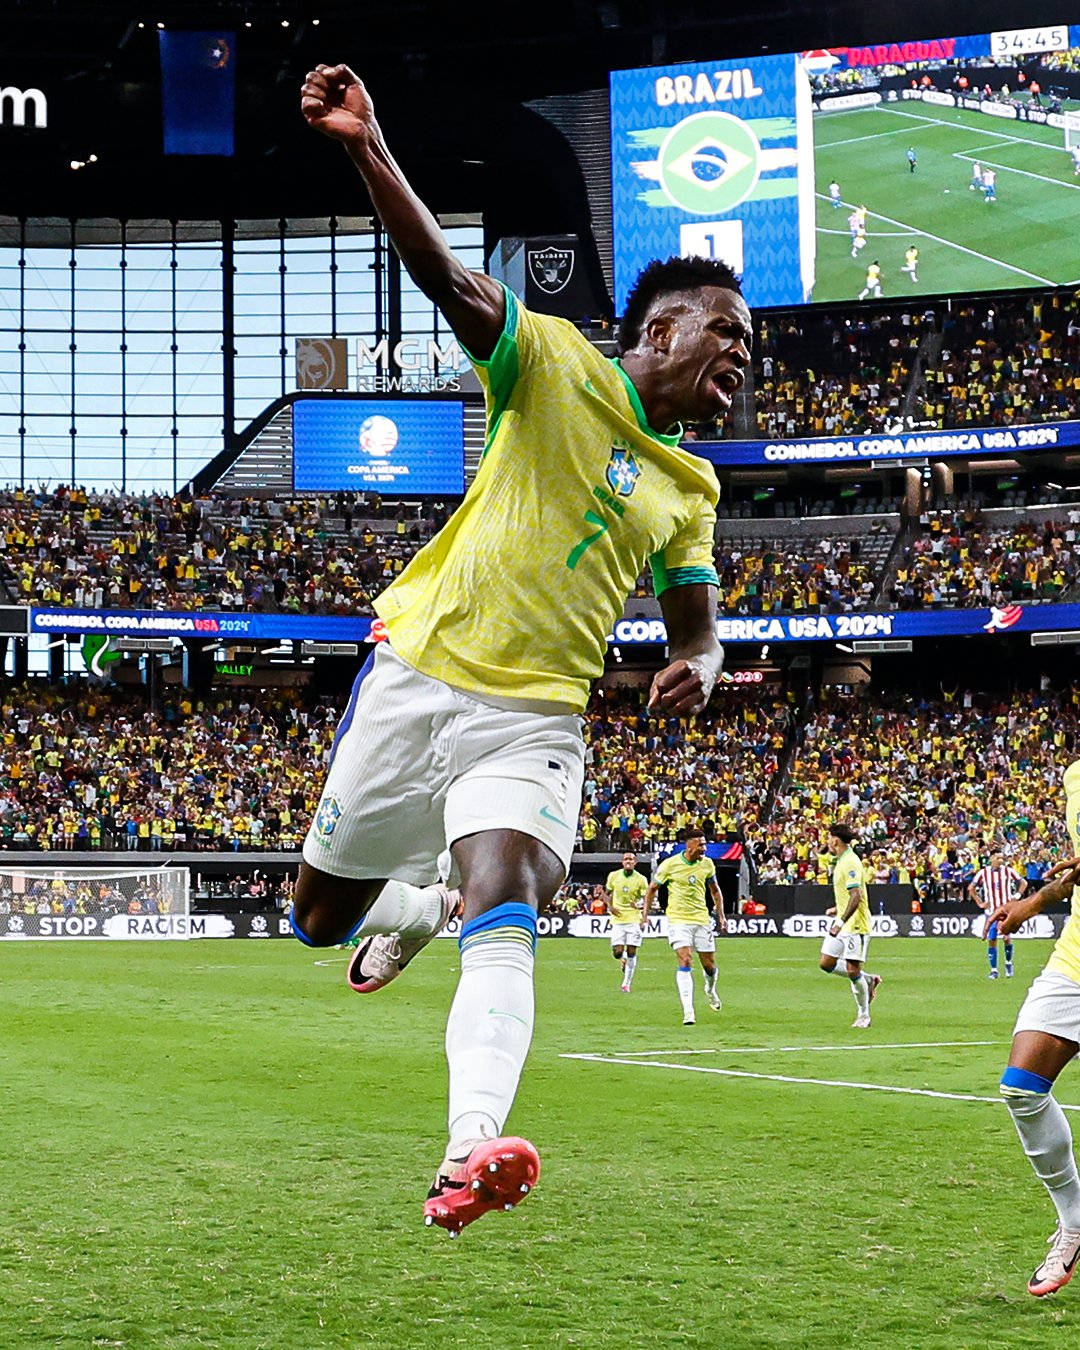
820,823,882,1028
900,246,919,284
642,828,726,1024
295,62,750,1236
606,851,649,992
988,759,1080,1297
858,261,882,301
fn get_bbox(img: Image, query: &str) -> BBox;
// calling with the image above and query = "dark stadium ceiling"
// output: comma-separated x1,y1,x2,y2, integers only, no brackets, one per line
3,0,1077,227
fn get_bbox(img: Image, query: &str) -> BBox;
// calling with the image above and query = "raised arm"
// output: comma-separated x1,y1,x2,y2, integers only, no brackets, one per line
301,63,505,358
648,583,723,715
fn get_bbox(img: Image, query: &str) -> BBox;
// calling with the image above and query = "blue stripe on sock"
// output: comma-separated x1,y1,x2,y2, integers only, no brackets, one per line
677,965,692,972
1001,1065,1053,1094
459,902,537,948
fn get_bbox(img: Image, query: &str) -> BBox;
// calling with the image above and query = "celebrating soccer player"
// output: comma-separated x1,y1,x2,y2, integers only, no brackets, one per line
819,823,881,1027
295,62,748,1236
990,765,1080,1296
642,828,726,1024
606,851,648,992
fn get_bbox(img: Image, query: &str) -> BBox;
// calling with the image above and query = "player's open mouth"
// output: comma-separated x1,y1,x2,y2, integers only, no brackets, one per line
710,371,741,407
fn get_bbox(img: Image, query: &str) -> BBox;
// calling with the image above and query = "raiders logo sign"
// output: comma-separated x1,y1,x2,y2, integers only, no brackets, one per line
527,247,575,295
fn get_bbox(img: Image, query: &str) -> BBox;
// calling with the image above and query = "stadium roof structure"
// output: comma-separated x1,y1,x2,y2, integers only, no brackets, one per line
4,0,1072,225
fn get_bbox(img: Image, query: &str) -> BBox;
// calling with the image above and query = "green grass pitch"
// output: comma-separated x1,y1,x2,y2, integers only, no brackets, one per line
3,936,1080,1348
811,101,1080,304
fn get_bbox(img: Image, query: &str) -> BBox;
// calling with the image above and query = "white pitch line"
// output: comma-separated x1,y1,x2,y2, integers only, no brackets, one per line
819,123,938,148
817,194,1055,287
872,107,1027,144
562,1052,1080,1111
314,956,350,966
953,152,1080,192
574,1040,1004,1058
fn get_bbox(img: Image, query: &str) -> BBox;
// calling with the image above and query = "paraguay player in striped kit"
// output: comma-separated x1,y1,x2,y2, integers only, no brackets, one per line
969,850,1023,979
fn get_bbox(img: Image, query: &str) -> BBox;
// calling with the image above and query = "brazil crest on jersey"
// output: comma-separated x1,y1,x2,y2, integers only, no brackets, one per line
654,852,716,925
606,868,648,923
373,285,720,711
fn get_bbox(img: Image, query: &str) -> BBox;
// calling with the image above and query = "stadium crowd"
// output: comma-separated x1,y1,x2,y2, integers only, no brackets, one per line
752,307,928,439
0,681,343,851
761,687,1079,897
576,686,793,851
890,509,1080,608
919,290,1080,429
0,485,452,616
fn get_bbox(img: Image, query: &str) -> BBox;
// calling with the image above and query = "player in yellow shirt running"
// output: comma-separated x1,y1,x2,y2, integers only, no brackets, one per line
606,852,649,992
820,823,882,1028
989,759,1080,1297
643,829,727,1024
295,61,749,1237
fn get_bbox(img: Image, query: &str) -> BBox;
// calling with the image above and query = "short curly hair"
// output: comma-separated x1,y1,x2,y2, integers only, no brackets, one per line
617,255,743,354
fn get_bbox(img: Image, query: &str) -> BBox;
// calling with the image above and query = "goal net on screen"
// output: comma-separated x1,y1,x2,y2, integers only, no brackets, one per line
1064,110,1080,151
0,866,191,939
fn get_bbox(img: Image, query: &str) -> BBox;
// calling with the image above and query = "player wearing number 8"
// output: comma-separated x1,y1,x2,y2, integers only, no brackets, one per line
293,61,750,1237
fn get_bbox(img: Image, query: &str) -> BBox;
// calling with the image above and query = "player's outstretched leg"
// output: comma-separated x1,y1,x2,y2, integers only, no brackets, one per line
988,938,1000,979
424,829,562,1236
622,947,638,993
1001,1026,1080,1296
290,861,387,948
424,1137,540,1238
346,881,462,992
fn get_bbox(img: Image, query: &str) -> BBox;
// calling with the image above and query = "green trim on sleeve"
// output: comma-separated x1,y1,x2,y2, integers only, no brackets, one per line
650,560,719,597
648,550,669,597
460,283,520,461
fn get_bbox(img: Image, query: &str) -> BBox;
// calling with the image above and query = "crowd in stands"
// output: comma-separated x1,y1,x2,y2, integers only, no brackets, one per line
890,507,1080,608
761,686,1079,897
752,308,928,439
0,681,344,852
918,291,1080,429
3,670,1080,911
713,531,886,614
576,686,793,851
0,485,453,616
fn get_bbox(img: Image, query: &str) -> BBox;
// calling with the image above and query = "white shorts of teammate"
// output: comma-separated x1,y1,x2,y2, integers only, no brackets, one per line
1013,970,1080,1042
303,642,585,885
821,931,870,964
668,922,716,954
610,923,643,949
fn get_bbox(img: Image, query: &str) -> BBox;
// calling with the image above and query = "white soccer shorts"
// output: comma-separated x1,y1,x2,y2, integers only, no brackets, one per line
610,922,643,948
668,922,716,953
1013,969,1080,1043
821,931,870,964
302,642,585,885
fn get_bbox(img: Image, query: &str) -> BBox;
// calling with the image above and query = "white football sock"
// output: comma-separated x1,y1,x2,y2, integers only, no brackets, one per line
704,967,718,993
1006,1091,1080,1230
445,936,534,1160
851,974,870,1016
676,967,694,1016
359,880,445,936
623,955,637,987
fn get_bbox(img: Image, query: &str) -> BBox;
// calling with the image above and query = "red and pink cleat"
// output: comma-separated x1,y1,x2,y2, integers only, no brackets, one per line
423,1137,541,1238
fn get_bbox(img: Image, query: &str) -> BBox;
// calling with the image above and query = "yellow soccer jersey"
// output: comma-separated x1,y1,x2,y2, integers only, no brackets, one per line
373,285,720,710
832,847,870,934
655,852,716,926
606,868,648,923
1047,759,1080,984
